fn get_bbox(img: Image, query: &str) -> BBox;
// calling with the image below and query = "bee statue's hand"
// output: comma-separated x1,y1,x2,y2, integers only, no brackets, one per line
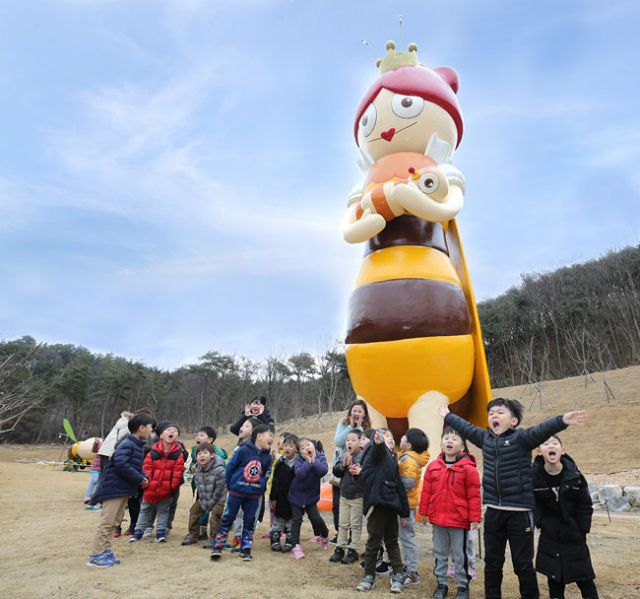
340,205,387,244
392,166,463,223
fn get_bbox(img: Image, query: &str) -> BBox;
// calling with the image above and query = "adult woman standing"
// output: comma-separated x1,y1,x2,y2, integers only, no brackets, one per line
329,400,371,541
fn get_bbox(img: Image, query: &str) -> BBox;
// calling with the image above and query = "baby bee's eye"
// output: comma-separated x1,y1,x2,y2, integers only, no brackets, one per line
359,104,377,137
391,94,424,118
418,173,440,195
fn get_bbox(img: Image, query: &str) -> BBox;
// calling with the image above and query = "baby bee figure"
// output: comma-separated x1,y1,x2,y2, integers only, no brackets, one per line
341,41,491,456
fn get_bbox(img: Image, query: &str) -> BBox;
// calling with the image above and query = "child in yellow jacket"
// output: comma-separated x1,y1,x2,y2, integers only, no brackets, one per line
397,428,430,586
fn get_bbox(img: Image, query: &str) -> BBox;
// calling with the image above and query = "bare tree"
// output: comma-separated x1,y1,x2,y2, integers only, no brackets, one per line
0,343,45,436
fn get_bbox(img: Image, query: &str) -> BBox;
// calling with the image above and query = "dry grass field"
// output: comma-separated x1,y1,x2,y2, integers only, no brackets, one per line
1,366,639,599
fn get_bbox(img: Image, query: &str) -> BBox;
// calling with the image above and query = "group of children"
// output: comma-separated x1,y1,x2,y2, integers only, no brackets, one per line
88,398,598,599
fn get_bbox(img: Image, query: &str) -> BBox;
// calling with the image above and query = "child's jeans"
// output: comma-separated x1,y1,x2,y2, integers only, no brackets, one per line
337,495,363,550
92,496,127,556
363,506,403,577
433,523,469,588
272,515,292,533
290,503,329,546
189,500,224,537
231,496,262,539
135,498,172,534
484,508,539,599
85,470,100,500
214,494,260,550
398,507,418,571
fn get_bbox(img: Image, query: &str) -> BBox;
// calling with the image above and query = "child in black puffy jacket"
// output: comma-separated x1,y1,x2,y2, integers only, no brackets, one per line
356,428,409,594
533,435,598,599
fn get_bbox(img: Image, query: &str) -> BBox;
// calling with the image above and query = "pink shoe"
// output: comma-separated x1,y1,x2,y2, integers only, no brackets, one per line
468,565,477,581
320,536,330,551
261,533,270,538
308,535,321,543
291,544,306,559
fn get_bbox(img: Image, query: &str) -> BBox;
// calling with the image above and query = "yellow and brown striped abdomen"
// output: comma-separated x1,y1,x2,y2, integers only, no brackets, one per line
345,215,475,418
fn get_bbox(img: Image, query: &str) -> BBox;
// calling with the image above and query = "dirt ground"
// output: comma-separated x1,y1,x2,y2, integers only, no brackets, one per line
1,366,640,599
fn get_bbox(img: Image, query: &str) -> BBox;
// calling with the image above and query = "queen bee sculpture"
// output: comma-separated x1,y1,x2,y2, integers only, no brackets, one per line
340,41,491,454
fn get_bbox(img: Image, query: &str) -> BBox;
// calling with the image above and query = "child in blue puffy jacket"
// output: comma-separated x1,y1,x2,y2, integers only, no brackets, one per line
288,438,330,559
87,413,154,568
210,424,274,562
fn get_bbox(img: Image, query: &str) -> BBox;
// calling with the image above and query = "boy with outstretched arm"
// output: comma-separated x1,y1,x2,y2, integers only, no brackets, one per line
437,399,588,599
87,413,154,567
533,435,598,599
210,423,274,562
357,428,410,594
181,442,227,546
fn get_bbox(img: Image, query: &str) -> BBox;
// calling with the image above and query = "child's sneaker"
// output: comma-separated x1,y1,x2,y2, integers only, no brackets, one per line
432,583,449,598
281,532,293,553
320,535,331,551
155,531,166,543
85,505,102,512
357,575,376,592
181,535,198,546
329,547,345,563
103,550,120,565
210,547,222,560
86,552,115,568
390,572,404,593
376,561,392,575
124,525,135,536
128,531,143,543
291,544,305,559
270,530,282,552
454,587,469,599
404,570,420,585
239,548,252,561
468,565,477,581
113,526,122,538
224,536,240,548
203,539,216,549
342,548,359,564
308,535,321,543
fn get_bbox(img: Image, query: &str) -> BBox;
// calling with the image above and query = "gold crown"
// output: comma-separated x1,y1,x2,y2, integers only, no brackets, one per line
376,40,419,73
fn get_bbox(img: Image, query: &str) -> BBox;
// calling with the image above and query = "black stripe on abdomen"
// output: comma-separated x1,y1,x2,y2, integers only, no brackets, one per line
346,278,470,345
365,215,448,258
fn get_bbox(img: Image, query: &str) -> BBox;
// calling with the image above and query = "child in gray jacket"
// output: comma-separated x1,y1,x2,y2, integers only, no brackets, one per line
182,443,227,545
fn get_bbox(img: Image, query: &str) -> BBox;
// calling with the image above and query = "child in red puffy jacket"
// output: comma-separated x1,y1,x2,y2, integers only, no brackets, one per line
419,427,481,599
129,422,185,544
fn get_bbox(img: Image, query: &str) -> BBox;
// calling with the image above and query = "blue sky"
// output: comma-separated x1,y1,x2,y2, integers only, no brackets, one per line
1,0,639,369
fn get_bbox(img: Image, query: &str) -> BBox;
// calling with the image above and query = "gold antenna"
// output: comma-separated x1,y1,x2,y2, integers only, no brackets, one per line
361,38,382,59
398,15,403,50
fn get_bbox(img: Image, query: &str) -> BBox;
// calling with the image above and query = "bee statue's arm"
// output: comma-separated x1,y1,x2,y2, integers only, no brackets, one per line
392,164,465,223
340,181,389,244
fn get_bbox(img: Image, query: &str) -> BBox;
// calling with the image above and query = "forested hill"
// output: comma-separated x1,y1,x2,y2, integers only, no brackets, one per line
478,244,640,388
1,245,638,443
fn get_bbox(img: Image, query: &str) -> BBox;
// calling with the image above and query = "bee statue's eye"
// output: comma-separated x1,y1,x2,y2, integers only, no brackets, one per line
391,94,424,118
418,173,440,194
359,104,377,137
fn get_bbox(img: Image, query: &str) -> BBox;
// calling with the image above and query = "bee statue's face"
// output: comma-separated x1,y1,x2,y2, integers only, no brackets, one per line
356,88,458,163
